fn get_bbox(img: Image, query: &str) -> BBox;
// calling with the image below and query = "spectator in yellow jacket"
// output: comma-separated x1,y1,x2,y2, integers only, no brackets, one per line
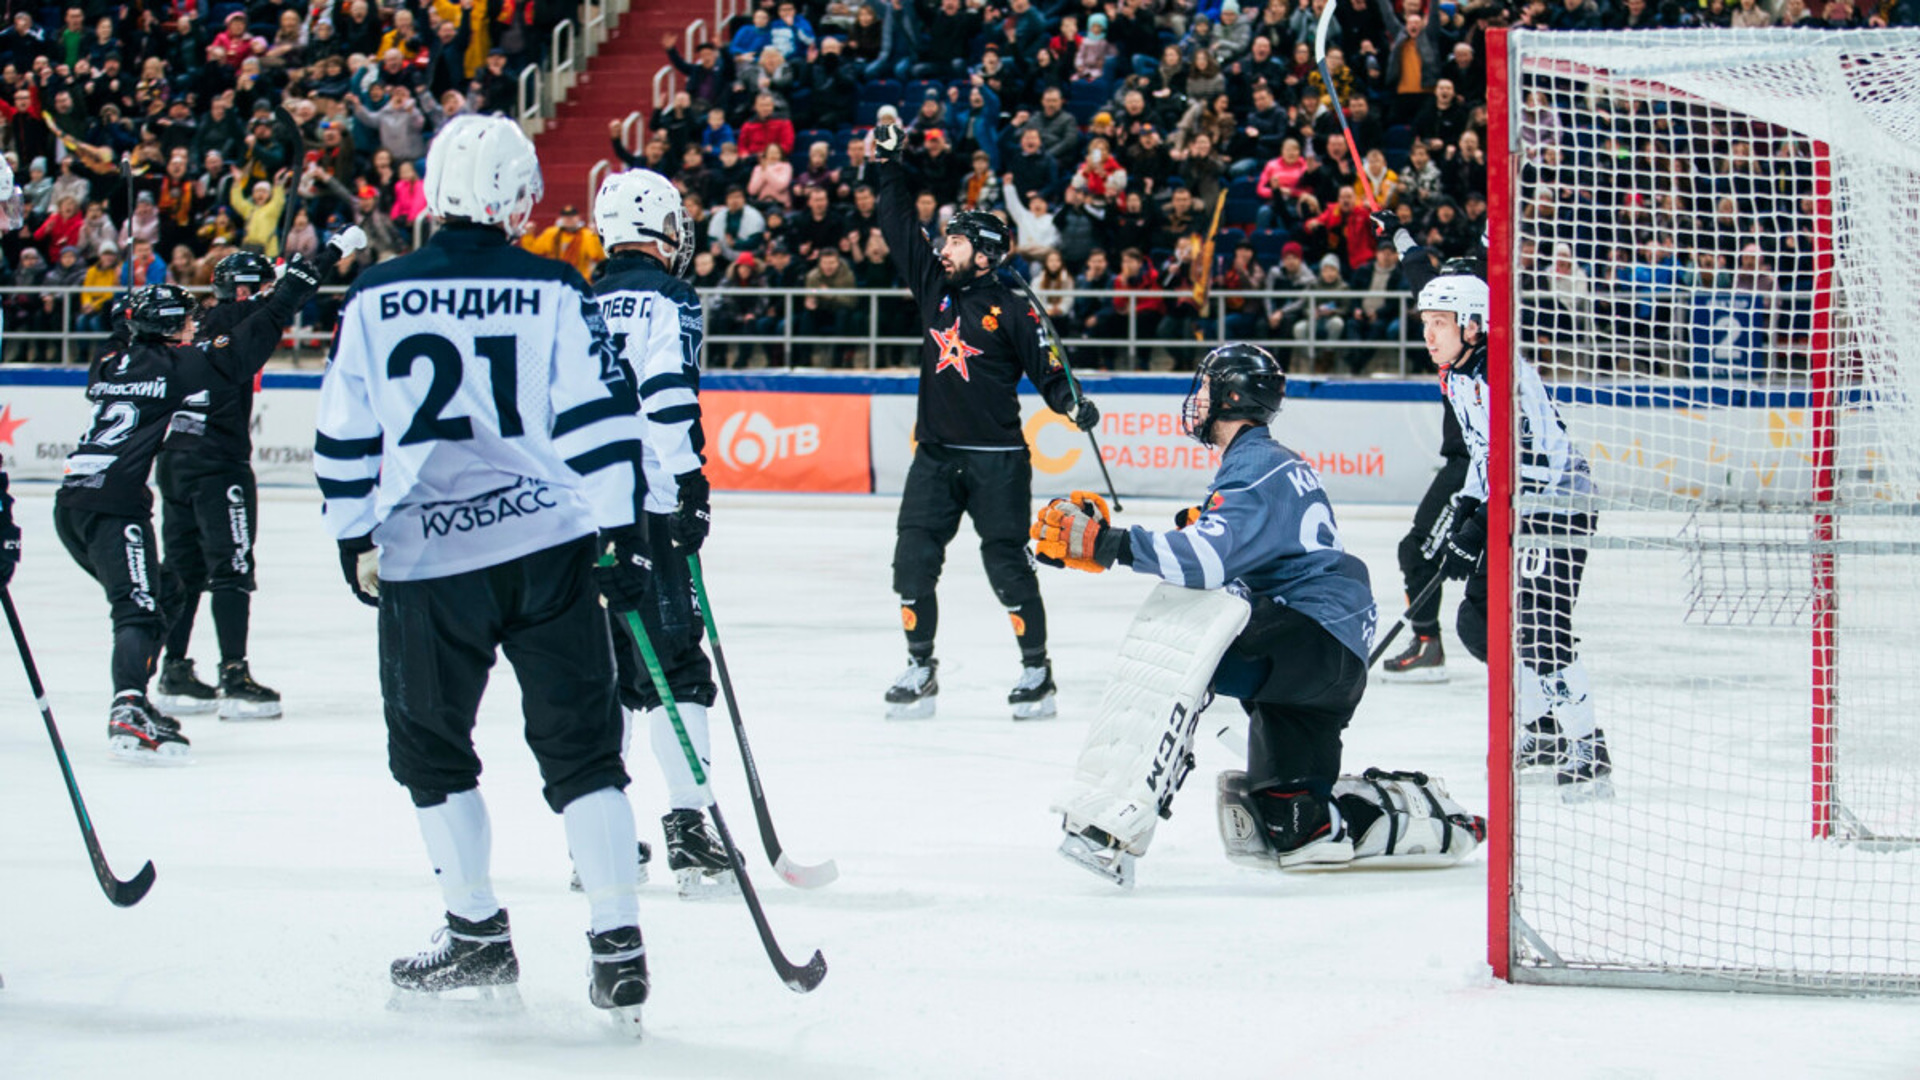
433,0,490,79
78,245,122,338
228,170,288,257
520,205,606,279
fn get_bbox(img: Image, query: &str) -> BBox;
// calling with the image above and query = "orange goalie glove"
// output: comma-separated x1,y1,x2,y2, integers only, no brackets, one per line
1030,491,1123,573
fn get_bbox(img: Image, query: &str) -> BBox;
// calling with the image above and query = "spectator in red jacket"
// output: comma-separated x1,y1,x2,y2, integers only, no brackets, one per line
34,194,82,258
210,12,266,70
1111,247,1164,352
737,92,795,159
1304,186,1376,272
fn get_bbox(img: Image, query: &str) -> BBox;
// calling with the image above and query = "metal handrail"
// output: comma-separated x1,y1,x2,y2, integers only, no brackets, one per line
553,19,577,85
517,63,542,125
619,111,644,155
588,160,612,214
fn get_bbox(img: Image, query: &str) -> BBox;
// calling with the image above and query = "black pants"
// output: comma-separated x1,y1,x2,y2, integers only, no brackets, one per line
156,452,258,663
1458,512,1593,672
1219,601,1368,800
611,512,716,712
1397,454,1469,637
54,501,171,694
892,444,1046,664
378,535,630,813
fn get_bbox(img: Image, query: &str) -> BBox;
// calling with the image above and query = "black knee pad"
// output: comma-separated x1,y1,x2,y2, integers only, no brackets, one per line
893,530,947,599
981,540,1038,607
1457,601,1489,664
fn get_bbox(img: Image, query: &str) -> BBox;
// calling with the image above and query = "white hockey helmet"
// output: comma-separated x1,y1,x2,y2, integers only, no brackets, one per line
1417,272,1489,332
594,168,692,277
424,114,543,232
0,154,22,232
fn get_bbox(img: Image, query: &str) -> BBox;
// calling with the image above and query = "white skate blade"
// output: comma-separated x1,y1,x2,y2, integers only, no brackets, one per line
886,697,936,720
1010,693,1057,721
218,698,283,720
107,736,193,766
1559,777,1616,805
1378,666,1449,684
675,866,740,900
1279,836,1355,871
386,982,523,1014
151,693,219,716
1057,832,1136,889
604,1004,644,1039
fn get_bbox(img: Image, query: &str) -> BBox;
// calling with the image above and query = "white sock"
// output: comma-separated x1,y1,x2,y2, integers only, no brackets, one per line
563,786,641,933
649,702,712,810
415,789,499,923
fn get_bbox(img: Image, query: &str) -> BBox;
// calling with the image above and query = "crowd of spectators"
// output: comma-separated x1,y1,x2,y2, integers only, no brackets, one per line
0,0,580,362
617,0,1917,373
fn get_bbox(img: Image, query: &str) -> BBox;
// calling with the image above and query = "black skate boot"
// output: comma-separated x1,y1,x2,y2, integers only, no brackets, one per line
153,657,219,716
389,909,520,1008
107,692,192,764
1008,659,1058,721
662,809,738,899
570,840,652,892
587,926,648,1038
1519,717,1569,775
218,659,282,720
1250,781,1354,870
1557,728,1615,804
884,656,938,719
1380,634,1448,684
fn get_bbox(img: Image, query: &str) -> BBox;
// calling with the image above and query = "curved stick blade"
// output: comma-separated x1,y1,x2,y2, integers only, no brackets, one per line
775,854,840,889
108,860,157,908
782,951,829,993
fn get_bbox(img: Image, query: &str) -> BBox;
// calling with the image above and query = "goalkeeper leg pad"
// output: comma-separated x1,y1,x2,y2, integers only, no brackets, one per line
1334,769,1487,869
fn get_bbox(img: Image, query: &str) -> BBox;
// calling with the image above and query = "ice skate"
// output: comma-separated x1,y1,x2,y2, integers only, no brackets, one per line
217,659,282,720
587,926,648,1038
1519,718,1569,778
662,809,738,899
1008,660,1058,720
570,841,651,892
1558,728,1615,804
1058,823,1136,888
1215,770,1275,869
1252,784,1354,870
884,656,938,719
1380,634,1448,684
153,657,220,715
107,693,193,764
389,909,521,1010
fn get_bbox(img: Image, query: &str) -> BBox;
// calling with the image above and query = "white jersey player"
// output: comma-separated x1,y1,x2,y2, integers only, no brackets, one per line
1417,272,1611,800
589,167,737,898
313,114,653,1031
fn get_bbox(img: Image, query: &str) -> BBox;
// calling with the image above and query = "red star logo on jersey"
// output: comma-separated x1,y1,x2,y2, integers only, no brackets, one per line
0,404,27,446
929,323,982,381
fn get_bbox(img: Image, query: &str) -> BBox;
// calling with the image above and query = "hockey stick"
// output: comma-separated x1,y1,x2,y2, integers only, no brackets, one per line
1,591,156,907
687,554,839,889
1005,270,1124,512
272,105,307,255
607,583,827,993
1314,0,1379,210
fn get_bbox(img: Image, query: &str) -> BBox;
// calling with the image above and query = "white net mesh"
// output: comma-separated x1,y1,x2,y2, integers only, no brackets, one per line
1501,28,1920,993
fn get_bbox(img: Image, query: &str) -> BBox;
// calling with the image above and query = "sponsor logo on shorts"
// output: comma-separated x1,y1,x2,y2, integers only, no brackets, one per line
226,484,252,576
419,482,561,538
123,524,156,612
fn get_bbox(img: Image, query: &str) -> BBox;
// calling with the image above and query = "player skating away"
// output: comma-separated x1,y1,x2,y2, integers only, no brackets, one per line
590,168,735,899
867,120,1100,720
56,272,322,764
153,236,366,721
313,115,651,1032
1415,272,1611,801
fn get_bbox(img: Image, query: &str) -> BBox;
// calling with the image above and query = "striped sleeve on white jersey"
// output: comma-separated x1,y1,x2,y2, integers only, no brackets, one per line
551,287,648,528
601,285,704,515
314,298,385,541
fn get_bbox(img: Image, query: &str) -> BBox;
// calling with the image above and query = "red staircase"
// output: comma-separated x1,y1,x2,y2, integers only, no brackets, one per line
530,3,692,220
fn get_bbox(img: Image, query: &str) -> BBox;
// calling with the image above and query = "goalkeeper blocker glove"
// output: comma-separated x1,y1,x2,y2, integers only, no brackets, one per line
338,534,379,607
594,524,655,613
1031,491,1126,573
1440,496,1486,581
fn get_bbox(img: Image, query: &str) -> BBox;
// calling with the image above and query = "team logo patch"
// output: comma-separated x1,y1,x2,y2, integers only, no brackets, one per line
1209,492,1225,511
939,296,951,313
213,335,230,348
929,323,982,381
900,606,918,631
983,305,1000,332
1009,613,1026,636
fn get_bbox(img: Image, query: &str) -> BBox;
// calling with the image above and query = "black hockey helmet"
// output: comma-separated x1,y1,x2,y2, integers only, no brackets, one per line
213,250,274,301
1181,343,1287,445
107,292,134,344
946,209,1010,269
126,283,197,341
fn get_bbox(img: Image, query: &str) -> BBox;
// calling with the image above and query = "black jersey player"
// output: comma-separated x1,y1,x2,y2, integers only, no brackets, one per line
869,120,1100,721
55,269,322,763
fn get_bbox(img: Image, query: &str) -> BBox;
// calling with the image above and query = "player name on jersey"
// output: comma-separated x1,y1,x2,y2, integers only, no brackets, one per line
375,286,544,321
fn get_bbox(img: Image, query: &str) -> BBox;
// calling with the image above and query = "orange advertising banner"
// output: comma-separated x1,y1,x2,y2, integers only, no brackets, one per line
702,391,872,493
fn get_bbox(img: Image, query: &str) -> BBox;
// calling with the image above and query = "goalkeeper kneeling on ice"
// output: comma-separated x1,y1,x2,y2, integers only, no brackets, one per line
1031,344,1485,888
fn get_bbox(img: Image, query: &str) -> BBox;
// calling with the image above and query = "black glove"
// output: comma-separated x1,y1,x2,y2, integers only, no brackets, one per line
1068,397,1100,432
871,121,905,162
281,253,321,289
671,470,711,552
1440,497,1486,580
1173,505,1201,529
594,524,654,613
0,473,19,589
338,534,379,607
1369,209,1400,239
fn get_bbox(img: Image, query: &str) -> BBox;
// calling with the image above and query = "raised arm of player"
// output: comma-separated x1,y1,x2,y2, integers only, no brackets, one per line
214,254,324,381
873,135,944,308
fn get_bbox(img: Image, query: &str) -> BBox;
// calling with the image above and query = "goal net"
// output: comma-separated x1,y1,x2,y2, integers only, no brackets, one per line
1486,27,1920,994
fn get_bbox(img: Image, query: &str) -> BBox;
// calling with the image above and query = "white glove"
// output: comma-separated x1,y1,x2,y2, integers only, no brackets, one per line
871,122,904,161
331,224,368,257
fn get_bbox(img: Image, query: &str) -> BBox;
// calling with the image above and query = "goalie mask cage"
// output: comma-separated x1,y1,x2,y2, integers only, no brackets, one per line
1485,27,1920,994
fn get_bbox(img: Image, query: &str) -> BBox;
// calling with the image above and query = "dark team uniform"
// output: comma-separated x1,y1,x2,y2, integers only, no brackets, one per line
1396,242,1471,648
875,155,1079,668
55,277,316,697
156,292,269,669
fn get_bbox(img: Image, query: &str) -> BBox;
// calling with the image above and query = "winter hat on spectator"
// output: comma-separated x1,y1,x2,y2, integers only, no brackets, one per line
28,157,44,173
1282,242,1303,259
1223,0,1241,11
1088,13,1108,32
734,252,757,267
1319,253,1342,273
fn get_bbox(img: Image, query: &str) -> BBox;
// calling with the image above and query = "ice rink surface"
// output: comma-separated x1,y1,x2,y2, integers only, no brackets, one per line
2,487,1917,1079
